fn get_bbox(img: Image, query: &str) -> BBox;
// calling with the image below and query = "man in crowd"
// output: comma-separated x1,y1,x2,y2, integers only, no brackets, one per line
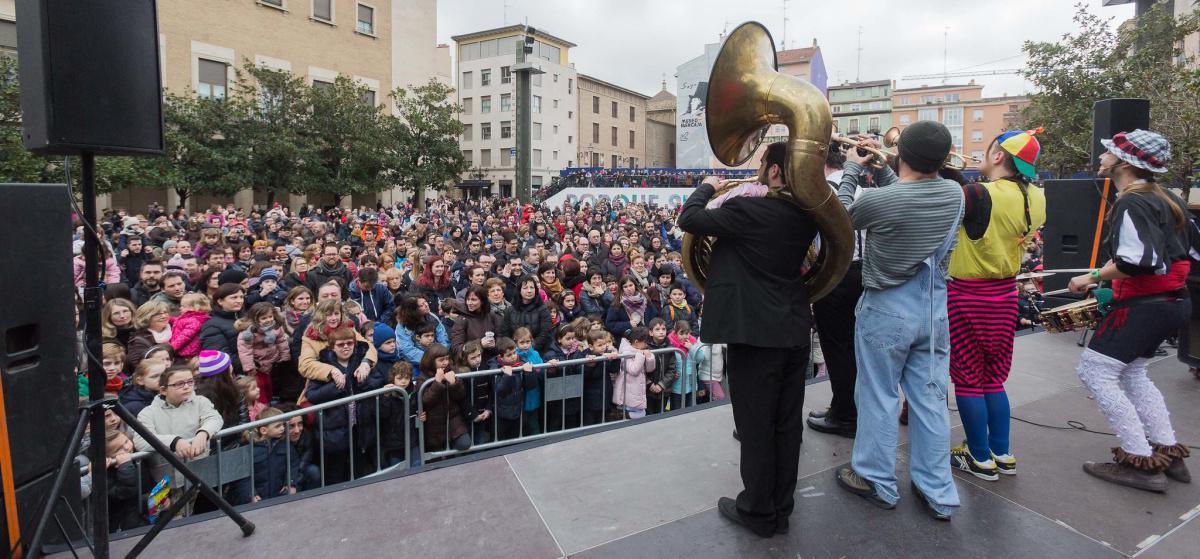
130,260,164,306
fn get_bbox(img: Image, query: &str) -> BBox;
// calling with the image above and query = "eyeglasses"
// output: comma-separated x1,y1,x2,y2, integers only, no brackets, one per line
167,379,196,389
333,341,356,348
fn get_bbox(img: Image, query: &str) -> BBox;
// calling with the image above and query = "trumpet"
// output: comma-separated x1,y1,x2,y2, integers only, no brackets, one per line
831,134,888,169
878,125,981,170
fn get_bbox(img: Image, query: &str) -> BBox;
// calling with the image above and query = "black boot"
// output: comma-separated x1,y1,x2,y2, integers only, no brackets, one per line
1083,447,1169,493
1153,442,1191,483
806,415,856,438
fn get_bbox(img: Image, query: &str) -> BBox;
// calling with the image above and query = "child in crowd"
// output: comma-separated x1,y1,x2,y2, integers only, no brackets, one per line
582,330,620,426
422,343,471,452
250,407,301,502
143,344,175,366
543,324,587,432
661,284,698,332
492,337,535,440
667,320,701,406
245,268,288,308
169,293,211,359
120,358,167,418
237,375,265,421
101,343,127,393
615,327,655,419
342,300,370,331
408,323,438,372
132,365,224,517
105,430,148,531
458,341,494,445
380,361,420,467
692,337,727,403
514,327,546,436
304,328,387,483
235,302,290,405
645,318,679,414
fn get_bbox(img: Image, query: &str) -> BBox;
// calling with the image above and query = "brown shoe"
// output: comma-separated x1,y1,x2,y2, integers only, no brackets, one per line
1153,443,1191,483
1083,447,1168,493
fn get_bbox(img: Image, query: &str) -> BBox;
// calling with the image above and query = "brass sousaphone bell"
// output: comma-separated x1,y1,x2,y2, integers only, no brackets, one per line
681,22,854,301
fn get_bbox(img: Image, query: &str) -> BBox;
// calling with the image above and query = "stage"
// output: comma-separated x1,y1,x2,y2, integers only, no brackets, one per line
67,331,1200,558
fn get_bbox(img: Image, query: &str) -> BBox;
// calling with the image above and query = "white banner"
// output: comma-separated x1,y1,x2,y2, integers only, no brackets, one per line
544,187,697,209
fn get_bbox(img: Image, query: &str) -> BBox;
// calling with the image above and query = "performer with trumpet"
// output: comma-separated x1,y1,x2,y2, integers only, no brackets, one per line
833,121,963,520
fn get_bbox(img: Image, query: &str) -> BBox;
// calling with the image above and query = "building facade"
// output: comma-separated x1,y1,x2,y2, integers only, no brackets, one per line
645,81,677,168
828,79,892,136
1104,0,1199,67
0,0,13,55
777,40,829,95
452,25,577,197
576,74,648,169
891,82,1027,170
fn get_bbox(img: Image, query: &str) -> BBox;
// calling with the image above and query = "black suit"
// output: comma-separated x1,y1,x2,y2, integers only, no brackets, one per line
678,182,816,533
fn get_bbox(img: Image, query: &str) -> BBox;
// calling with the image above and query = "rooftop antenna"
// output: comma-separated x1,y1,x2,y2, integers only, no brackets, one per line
943,26,950,84
782,0,790,50
503,0,509,24
856,25,863,82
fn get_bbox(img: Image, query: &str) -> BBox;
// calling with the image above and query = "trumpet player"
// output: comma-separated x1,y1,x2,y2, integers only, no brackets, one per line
833,121,963,520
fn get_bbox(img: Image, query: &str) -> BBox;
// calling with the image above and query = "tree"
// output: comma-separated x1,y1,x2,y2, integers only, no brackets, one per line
236,63,322,206
1021,1,1200,189
1,55,50,183
388,80,468,209
308,76,393,206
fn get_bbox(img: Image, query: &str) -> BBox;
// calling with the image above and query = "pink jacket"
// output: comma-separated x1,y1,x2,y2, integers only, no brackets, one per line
73,255,121,288
169,310,209,358
237,326,290,375
667,332,697,355
613,338,654,410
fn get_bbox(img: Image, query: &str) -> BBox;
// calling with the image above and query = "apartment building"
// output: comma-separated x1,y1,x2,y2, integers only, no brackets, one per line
577,74,648,169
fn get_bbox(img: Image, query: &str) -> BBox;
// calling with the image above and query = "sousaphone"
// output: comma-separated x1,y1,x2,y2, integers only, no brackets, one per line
681,22,854,301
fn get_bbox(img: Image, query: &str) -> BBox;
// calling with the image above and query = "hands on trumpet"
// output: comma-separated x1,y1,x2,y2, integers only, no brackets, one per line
842,135,887,168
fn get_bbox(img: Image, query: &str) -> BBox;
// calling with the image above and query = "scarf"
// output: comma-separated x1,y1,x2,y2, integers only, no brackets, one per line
631,268,649,290
542,278,564,298
608,251,627,271
584,282,607,298
621,293,646,319
307,319,354,341
151,326,172,344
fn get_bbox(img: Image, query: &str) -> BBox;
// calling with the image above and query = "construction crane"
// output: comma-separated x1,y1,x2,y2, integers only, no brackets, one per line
902,68,1022,80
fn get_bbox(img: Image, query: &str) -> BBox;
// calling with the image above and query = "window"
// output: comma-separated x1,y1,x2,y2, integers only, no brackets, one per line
480,95,491,113
356,3,374,35
945,93,960,102
611,101,618,118
917,108,937,122
533,149,542,167
480,149,492,167
532,73,542,87
501,121,512,139
942,107,963,126
868,116,879,132
629,106,635,122
463,124,473,141
590,153,599,167
361,90,376,106
501,147,511,166
611,154,618,168
313,0,332,21
312,80,333,93
553,99,559,109
850,103,861,112
462,149,472,165
611,126,617,146
971,129,983,142
921,95,934,104
869,101,883,110
568,135,573,144
592,123,599,143
197,59,228,99
568,78,573,94
260,0,283,7
481,122,492,140
501,66,511,84
500,93,511,112
899,96,910,106
481,69,491,87
462,71,472,89
592,96,599,113
971,150,985,162
568,111,573,119
848,118,859,133
972,109,984,122
553,150,558,160
833,105,842,113
462,97,472,114
899,114,911,125
533,122,542,141
629,130,635,149
532,95,541,114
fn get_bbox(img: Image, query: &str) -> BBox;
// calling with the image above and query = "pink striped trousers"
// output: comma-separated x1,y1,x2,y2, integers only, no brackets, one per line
948,278,1018,397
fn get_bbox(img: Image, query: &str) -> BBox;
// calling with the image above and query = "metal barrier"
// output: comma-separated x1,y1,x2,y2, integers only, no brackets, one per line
416,347,687,462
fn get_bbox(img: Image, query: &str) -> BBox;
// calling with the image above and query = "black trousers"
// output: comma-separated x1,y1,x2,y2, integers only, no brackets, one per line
727,343,809,532
811,261,862,422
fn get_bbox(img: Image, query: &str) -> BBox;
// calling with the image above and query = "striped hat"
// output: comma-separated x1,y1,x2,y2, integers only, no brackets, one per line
197,350,231,378
1101,129,1171,174
995,127,1042,180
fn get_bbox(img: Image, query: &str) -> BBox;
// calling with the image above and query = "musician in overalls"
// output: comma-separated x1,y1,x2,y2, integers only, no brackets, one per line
832,121,964,520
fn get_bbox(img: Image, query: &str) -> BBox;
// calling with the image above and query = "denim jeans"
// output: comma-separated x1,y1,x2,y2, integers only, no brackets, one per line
850,230,960,512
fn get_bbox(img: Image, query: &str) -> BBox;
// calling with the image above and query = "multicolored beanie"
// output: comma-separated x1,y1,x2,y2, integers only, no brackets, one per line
198,350,231,378
995,127,1042,180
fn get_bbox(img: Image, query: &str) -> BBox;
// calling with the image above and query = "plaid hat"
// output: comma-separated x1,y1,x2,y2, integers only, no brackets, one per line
995,127,1042,180
197,350,231,378
259,268,280,281
1101,129,1171,174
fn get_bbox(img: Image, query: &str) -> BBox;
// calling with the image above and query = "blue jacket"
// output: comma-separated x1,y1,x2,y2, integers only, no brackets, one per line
252,437,302,500
517,347,544,412
304,342,388,453
394,314,449,375
348,282,395,323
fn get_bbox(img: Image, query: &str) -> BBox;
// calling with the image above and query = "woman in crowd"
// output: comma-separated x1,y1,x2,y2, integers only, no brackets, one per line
102,298,138,348
282,286,314,335
200,283,246,376
501,275,553,354
393,295,449,367
298,299,377,396
415,254,455,312
628,253,651,291
538,262,564,302
579,271,613,317
485,277,511,319
125,300,173,374
600,243,629,279
383,267,407,300
198,269,223,298
605,276,656,344
450,285,501,359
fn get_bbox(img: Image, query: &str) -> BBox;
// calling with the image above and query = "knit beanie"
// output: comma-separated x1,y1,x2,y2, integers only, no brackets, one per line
898,121,953,173
217,269,248,286
198,350,231,378
162,239,178,252
995,127,1042,180
373,322,397,349
259,268,280,282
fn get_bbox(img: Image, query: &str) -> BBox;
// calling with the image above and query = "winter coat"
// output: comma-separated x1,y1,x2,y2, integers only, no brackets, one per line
394,314,449,373
74,255,122,288
132,394,224,484
302,342,388,453
200,309,242,375
130,282,159,307
304,261,353,294
245,286,288,309
660,303,699,333
379,386,415,453
581,350,619,413
449,300,502,356
107,460,150,531
500,297,553,354
420,374,469,451
252,437,303,500
490,357,538,420
516,347,544,412
237,325,290,375
691,341,726,383
169,310,209,358
614,339,653,410
298,323,377,386
348,281,396,323
605,300,659,341
579,287,613,317
282,272,309,291
667,332,698,395
646,337,679,399
417,283,456,317
118,384,158,419
125,328,169,375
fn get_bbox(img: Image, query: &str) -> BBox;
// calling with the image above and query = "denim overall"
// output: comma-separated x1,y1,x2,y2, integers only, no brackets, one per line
850,194,963,512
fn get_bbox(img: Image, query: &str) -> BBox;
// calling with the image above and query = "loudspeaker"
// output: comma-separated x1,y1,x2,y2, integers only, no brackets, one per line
1041,178,1117,296
15,0,164,155
0,184,79,551
1091,98,1150,173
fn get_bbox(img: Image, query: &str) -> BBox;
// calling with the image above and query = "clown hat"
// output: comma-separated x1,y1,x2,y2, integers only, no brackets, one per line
995,127,1042,180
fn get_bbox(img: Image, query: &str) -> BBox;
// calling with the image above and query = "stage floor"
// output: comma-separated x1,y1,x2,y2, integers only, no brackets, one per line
70,331,1200,558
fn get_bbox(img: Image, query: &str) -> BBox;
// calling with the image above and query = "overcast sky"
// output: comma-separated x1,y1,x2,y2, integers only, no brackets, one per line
437,0,1134,98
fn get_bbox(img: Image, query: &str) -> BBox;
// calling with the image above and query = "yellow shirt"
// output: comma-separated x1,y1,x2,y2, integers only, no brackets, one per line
948,178,1047,279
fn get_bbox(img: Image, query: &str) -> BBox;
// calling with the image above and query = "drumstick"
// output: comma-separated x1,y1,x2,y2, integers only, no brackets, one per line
1040,269,1094,274
1042,285,1098,297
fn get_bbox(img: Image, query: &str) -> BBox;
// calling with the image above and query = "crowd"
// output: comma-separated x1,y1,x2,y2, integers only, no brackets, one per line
77,194,728,530
542,168,759,200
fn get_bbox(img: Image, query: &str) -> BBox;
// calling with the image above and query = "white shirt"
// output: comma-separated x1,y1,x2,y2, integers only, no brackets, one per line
825,170,866,262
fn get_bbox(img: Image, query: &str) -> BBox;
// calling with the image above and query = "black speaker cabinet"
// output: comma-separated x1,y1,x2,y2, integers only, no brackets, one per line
1091,98,1150,174
1042,178,1118,295
15,0,165,155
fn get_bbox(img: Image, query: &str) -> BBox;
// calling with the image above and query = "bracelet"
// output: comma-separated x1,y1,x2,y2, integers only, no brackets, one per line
1090,268,1102,281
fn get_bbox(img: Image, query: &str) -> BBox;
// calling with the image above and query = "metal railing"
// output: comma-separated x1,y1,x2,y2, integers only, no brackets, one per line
416,347,687,462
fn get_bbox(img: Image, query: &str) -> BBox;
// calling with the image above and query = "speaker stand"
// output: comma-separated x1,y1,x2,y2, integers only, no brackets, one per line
22,153,254,558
